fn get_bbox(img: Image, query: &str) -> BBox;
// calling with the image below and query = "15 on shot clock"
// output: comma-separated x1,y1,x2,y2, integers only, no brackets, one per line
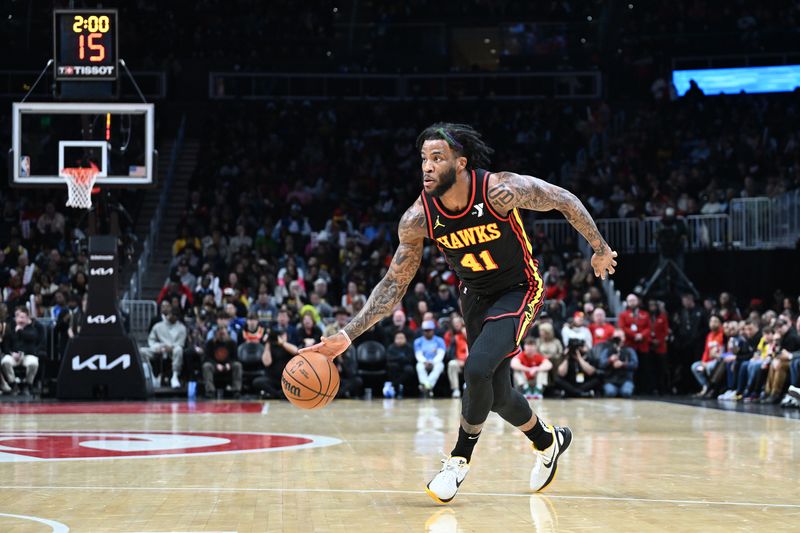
53,9,119,81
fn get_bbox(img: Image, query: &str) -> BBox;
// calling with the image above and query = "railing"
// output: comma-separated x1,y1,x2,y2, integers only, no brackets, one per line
126,115,186,300
769,189,800,247
208,71,602,101
530,192,800,254
0,70,167,99
121,299,158,345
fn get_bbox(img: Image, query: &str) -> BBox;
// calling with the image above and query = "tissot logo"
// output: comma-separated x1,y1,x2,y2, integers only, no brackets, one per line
87,315,117,324
89,267,114,276
71,354,131,371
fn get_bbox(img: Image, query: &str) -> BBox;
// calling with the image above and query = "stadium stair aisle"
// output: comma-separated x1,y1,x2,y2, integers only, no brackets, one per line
141,139,199,300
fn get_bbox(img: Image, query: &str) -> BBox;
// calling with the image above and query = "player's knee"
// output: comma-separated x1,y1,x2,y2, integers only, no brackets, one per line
463,358,492,387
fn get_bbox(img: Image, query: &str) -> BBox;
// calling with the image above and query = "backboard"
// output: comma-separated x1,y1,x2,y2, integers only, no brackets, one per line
10,102,155,187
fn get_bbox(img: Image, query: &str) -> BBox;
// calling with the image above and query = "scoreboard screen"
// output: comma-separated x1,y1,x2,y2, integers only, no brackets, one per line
53,9,119,81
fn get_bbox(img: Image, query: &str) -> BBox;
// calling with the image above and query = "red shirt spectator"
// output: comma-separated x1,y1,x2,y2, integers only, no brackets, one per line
515,350,546,380
701,316,725,363
618,294,650,353
444,327,469,363
647,301,669,355
589,308,615,346
156,278,194,308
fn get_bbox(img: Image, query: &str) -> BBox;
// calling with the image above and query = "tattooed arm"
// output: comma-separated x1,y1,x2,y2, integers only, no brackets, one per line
299,198,426,358
486,172,618,279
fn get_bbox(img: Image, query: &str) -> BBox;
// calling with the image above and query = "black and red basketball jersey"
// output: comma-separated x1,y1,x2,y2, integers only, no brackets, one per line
420,169,542,295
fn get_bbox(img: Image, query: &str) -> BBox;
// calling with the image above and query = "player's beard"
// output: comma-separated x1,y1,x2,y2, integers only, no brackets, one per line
427,166,457,198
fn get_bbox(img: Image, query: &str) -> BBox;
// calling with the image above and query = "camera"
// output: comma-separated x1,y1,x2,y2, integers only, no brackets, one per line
268,326,285,343
567,338,585,350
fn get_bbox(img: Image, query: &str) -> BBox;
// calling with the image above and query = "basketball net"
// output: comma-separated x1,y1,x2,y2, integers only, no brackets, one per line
61,163,100,209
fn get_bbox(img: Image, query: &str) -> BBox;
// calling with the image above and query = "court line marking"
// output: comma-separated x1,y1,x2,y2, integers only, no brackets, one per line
650,398,800,422
0,512,70,532
0,485,798,509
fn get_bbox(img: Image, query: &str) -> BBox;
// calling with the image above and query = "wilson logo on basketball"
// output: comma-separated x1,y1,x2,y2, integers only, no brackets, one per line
0,431,341,462
281,375,301,397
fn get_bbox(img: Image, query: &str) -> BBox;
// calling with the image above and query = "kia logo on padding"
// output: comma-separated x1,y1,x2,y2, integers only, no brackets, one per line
71,354,131,371
90,267,114,276
87,315,117,324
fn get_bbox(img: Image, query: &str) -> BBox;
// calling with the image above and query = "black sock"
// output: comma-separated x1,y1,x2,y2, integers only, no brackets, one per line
524,417,553,451
450,426,481,462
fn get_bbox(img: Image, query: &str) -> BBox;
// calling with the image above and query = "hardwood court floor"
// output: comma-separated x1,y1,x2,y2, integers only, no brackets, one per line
0,398,798,532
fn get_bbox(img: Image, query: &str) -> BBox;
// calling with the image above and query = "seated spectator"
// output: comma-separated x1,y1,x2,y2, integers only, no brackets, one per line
764,317,800,405
341,281,365,315
294,312,323,348
250,289,278,323
386,331,416,397
228,224,253,258
404,282,431,316
717,320,756,401
175,259,197,290
36,202,66,243
536,321,564,361
324,307,350,338
553,338,600,397
172,226,202,257
202,326,242,398
241,311,267,345
510,337,553,399
599,329,639,398
149,300,172,332
206,313,240,344
194,273,221,308
786,316,800,407
157,274,194,311
140,309,187,388
431,284,458,316
307,290,333,321
690,315,725,397
253,327,297,398
737,324,772,401
589,308,615,346
562,311,593,348
414,320,446,397
444,315,469,398
379,309,412,346
0,306,44,396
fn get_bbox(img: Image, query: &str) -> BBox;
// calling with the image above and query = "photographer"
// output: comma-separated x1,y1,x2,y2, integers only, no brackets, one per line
599,329,639,398
253,327,298,399
553,338,601,398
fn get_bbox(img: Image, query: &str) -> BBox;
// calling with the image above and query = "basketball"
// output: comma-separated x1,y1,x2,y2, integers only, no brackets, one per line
281,351,340,409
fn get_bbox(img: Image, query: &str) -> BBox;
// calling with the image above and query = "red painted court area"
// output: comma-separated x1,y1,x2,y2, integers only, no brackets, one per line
0,401,265,415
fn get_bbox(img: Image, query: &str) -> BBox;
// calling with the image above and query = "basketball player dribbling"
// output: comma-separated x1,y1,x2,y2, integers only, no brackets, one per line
301,123,618,503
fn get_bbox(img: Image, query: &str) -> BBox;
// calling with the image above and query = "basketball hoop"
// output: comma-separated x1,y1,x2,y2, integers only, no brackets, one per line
61,164,100,209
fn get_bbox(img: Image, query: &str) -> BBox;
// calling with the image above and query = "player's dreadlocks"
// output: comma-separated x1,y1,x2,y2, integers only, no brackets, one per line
416,123,495,170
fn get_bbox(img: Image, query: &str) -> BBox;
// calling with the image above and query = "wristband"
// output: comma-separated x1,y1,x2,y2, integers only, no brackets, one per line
340,330,352,347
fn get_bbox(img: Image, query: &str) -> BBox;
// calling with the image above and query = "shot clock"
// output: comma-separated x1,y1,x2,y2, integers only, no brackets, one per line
53,9,119,81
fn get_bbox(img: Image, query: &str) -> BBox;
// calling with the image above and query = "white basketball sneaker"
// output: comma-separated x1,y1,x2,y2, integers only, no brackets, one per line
530,425,572,492
426,456,470,504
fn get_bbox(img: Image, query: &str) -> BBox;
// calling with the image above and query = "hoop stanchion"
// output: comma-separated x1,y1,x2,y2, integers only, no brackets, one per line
61,165,99,209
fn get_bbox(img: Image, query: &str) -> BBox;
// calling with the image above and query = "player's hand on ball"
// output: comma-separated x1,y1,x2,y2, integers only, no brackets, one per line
591,247,618,280
299,331,351,359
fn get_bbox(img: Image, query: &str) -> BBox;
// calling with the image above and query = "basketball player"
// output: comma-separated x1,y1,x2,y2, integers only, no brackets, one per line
301,123,617,503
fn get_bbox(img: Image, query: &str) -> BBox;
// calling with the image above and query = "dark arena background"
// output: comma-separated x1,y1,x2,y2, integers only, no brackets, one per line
0,1,799,531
